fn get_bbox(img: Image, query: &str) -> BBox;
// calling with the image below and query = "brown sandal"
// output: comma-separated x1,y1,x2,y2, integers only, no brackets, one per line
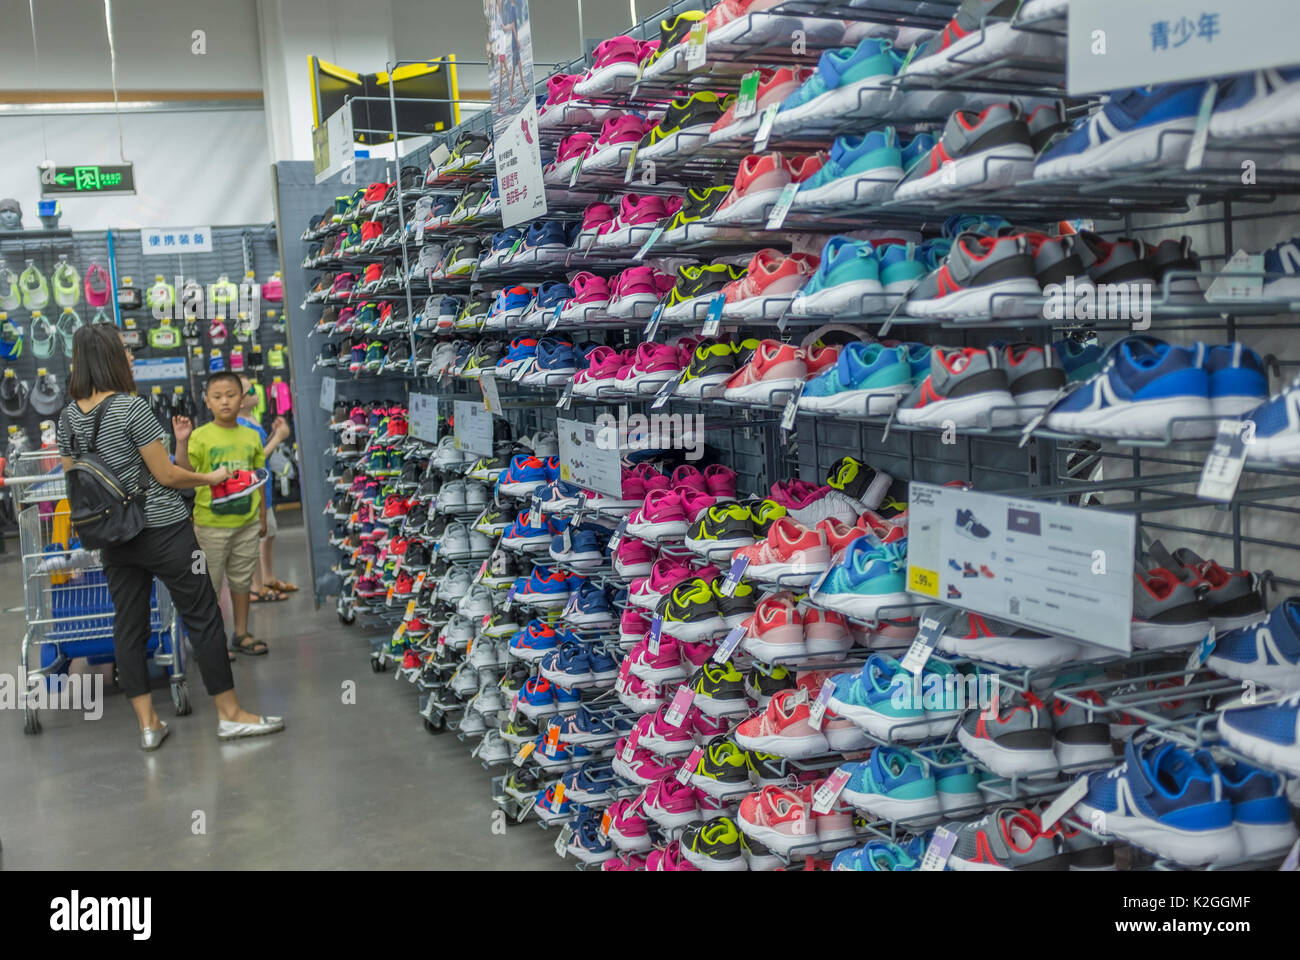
232,633,268,656
250,588,287,603
267,578,299,593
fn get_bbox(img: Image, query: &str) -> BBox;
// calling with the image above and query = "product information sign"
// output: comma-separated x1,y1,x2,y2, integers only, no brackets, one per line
313,104,356,185
408,392,439,441
485,0,547,227
906,483,1136,652
557,416,623,498
454,399,494,456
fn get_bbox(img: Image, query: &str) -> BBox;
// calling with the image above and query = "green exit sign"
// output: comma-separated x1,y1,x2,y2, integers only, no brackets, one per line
39,163,135,197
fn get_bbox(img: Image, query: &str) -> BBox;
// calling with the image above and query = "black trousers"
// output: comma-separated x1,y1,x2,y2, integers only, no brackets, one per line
101,520,235,700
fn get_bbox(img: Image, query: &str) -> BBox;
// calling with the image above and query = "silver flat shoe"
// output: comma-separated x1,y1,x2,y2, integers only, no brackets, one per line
217,715,285,741
141,721,170,752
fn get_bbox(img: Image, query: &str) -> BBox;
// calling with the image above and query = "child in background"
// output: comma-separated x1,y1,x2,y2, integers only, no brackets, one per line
175,371,269,656
238,374,294,602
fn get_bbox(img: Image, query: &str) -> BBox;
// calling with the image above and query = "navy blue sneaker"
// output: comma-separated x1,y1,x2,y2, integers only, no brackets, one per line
496,338,539,379
1219,691,1300,779
1261,234,1300,299
1210,67,1300,141
540,641,596,685
1075,738,1242,866
537,479,584,513
481,227,524,270
1206,597,1300,688
1043,336,1213,440
525,281,575,327
515,220,576,263
1218,760,1299,859
564,759,619,801
1206,343,1267,419
569,580,614,625
551,705,622,748
435,295,463,330
522,337,578,384
1242,376,1300,465
1035,83,1208,180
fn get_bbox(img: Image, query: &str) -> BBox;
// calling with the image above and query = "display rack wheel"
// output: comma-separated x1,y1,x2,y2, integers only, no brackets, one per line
424,714,446,734
370,656,385,673
170,680,192,716
23,707,41,735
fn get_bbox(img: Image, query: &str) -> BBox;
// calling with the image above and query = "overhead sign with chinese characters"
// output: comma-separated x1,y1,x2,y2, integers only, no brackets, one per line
39,163,135,197
1068,0,1291,94
141,227,214,255
485,0,546,227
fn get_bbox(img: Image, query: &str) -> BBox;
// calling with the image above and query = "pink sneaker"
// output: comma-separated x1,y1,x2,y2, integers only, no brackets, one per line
679,490,718,524
613,742,679,785
618,676,665,713
607,266,676,318
681,639,717,667
801,602,853,658
604,797,653,852
601,853,647,871
576,201,618,247
584,114,655,169
637,704,698,756
599,195,681,249
629,556,697,607
659,839,702,871
545,132,595,183
704,464,738,499
643,775,701,828
824,709,870,752
670,464,709,496
572,345,623,397
742,592,807,661
735,688,830,758
575,35,646,96
737,784,815,857
626,489,689,540
538,74,585,128
627,634,687,683
619,606,652,645
615,342,685,395
612,537,655,577
559,271,611,321
693,711,733,741
802,780,858,852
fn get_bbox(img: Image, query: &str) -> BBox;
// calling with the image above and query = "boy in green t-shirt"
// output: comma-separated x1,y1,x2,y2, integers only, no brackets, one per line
175,371,269,656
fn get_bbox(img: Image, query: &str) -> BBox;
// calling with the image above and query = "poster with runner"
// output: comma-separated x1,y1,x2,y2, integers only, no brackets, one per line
485,0,547,227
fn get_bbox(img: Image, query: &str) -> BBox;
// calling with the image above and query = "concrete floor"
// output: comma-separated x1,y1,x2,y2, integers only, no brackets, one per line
0,516,563,870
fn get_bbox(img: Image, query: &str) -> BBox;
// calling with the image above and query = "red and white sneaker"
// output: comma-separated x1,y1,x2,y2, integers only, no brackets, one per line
741,592,806,661
735,688,829,758
737,784,815,856
733,517,829,585
709,153,794,224
801,779,859,852
719,248,820,321
800,602,853,658
709,66,813,142
210,468,269,506
722,338,807,403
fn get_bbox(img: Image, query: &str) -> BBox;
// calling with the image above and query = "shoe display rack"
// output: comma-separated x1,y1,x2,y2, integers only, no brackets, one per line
292,0,1300,871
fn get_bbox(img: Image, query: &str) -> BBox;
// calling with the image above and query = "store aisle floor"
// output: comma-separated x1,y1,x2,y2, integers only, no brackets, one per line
0,519,564,871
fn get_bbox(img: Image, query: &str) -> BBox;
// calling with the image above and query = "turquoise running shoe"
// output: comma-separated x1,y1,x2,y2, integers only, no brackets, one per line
832,840,920,871
775,38,904,129
791,236,887,317
840,746,941,826
813,536,910,620
794,129,904,208
825,653,928,741
799,342,914,415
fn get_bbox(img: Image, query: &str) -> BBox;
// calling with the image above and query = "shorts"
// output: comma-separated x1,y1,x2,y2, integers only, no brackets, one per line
194,521,261,594
261,506,278,542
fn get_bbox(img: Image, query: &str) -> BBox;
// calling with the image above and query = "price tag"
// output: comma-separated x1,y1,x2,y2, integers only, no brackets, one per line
1184,80,1219,172
701,294,725,337
623,143,640,184
1197,420,1250,502
647,615,664,655
504,584,517,612
508,692,520,721
650,372,681,410
1282,838,1300,872
634,225,664,261
720,556,748,596
735,70,761,119
528,494,545,528
480,372,503,414
512,357,535,383
545,306,562,332
607,517,629,553
765,181,800,230
513,741,536,765
714,626,744,662
780,382,804,429
1206,249,1265,302
552,781,567,810
685,21,707,70
811,768,850,813
473,557,491,585
664,686,694,727
544,722,561,755
554,823,572,857
900,610,950,675
677,746,703,784
557,381,575,410
809,559,834,597
1184,627,1217,684
920,825,957,871
808,679,835,729
643,302,665,341
568,153,584,188
753,104,779,152
621,730,640,762
601,811,613,836
1039,776,1090,831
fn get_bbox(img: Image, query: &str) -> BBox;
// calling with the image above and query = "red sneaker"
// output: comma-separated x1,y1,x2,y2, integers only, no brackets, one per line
210,468,269,505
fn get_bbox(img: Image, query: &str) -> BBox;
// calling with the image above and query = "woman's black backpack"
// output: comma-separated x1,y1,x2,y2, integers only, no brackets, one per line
61,395,148,548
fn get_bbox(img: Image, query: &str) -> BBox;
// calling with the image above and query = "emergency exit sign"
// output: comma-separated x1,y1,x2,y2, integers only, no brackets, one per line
39,163,136,197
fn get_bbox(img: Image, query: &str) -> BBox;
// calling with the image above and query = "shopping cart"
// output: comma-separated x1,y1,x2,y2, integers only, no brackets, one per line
0,452,190,734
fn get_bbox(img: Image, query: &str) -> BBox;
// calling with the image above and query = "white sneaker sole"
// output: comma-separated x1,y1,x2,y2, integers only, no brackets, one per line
1073,799,1243,866
957,724,1060,779
792,167,902,208
1044,394,1215,441
800,385,909,416
895,389,1019,429
904,276,1042,320
896,145,1036,202
1034,115,1195,180
840,788,942,827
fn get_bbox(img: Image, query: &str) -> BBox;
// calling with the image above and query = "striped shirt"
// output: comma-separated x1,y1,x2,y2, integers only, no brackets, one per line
56,394,190,528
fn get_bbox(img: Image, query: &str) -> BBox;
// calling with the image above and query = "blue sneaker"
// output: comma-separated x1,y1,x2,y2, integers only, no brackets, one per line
1035,83,1209,180
481,227,524,270
840,746,940,826
1219,690,1300,779
434,295,462,330
833,840,919,871
1076,738,1243,866
515,675,563,719
775,38,903,129
942,213,1011,238
791,236,886,315
491,285,534,324
931,746,983,815
551,704,620,747
1219,761,1299,859
1259,233,1300,299
551,526,609,571
1242,376,1300,464
1052,334,1104,382
540,641,596,685
515,220,574,263
567,814,616,864
814,537,910,620
569,580,614,625
825,654,928,740
509,620,560,661
522,337,577,384
564,759,619,801
793,130,903,207
515,565,572,608
1206,343,1267,418
799,341,913,415
1206,597,1300,688
1209,67,1300,140
1042,336,1213,440
527,281,575,325
536,479,583,513
900,132,936,175
878,239,948,295
500,509,552,550
496,337,539,378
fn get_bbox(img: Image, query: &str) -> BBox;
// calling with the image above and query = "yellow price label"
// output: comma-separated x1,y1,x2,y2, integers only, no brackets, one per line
908,566,939,598
560,464,571,481
404,600,416,617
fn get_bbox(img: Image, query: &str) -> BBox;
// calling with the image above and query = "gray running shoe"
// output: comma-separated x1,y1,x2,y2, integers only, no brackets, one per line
894,103,1036,201
1050,689,1115,771
904,233,1040,320
957,688,1059,779
1131,566,1211,650
936,606,1080,667
1168,545,1267,631
946,806,1066,870
997,342,1066,424
895,346,1017,428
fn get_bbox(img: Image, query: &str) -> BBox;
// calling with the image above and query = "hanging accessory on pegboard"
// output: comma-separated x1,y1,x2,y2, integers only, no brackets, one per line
117,276,141,310
148,318,181,350
147,275,175,315
84,262,111,307
20,261,49,310
0,371,30,416
57,307,84,357
208,318,228,345
52,258,81,308
0,317,23,359
30,312,56,359
120,317,142,348
30,371,64,416
0,263,19,311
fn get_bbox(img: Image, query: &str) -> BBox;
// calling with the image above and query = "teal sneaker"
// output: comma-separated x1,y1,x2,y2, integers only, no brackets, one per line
799,342,914,415
832,840,919,871
813,537,909,620
794,130,904,208
840,746,940,826
825,654,928,741
775,38,904,129
792,236,887,316
932,745,984,815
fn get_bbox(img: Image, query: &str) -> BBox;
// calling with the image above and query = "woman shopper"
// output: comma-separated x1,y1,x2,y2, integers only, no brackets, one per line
57,324,285,750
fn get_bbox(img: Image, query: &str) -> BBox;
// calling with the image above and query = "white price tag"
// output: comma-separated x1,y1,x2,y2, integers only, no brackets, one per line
808,679,835,729
650,372,681,410
1197,420,1250,502
664,687,694,727
1039,776,1090,831
1206,250,1265,302
685,21,707,70
753,105,779,152
920,826,957,871
811,768,849,813
900,611,948,675
780,382,804,429
765,182,800,230
644,303,664,342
